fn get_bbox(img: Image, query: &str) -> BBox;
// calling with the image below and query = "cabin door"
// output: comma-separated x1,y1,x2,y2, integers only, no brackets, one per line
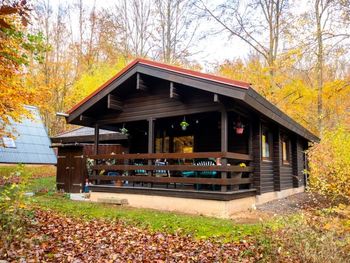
56,147,84,193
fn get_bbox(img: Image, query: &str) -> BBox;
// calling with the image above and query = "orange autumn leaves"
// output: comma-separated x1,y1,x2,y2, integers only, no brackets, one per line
0,2,47,136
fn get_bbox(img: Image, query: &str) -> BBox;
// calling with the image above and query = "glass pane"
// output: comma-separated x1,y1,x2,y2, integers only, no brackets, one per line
282,141,286,161
262,134,266,157
262,133,270,158
173,136,194,153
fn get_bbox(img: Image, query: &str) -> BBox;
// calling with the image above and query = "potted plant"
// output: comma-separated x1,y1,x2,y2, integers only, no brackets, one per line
119,124,128,135
234,117,244,134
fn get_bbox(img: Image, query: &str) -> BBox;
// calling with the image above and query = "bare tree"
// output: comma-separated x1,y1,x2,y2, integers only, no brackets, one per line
154,0,199,64
196,0,289,84
292,0,350,132
112,0,154,58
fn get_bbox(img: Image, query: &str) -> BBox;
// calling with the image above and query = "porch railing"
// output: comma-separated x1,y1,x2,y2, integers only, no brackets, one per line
87,152,254,192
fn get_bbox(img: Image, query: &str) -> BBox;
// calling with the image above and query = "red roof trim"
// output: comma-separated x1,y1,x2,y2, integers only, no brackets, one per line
67,58,250,115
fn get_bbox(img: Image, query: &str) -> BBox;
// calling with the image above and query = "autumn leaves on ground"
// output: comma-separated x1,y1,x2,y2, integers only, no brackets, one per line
1,169,350,262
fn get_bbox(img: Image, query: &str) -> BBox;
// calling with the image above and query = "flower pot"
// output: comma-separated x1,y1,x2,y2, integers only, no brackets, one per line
236,127,244,134
115,180,123,187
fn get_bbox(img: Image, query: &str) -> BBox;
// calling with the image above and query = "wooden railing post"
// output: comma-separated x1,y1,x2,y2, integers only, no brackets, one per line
221,110,228,192
93,124,99,179
148,118,154,177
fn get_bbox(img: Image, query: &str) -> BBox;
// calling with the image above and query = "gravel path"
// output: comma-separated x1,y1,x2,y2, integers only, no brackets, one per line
257,192,321,215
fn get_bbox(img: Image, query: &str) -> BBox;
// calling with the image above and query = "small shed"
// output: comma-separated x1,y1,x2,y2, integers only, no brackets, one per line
51,127,128,192
0,105,57,165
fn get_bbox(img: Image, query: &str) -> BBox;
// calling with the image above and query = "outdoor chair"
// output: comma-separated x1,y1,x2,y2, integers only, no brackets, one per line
133,162,147,186
194,158,218,191
153,160,170,188
154,160,169,177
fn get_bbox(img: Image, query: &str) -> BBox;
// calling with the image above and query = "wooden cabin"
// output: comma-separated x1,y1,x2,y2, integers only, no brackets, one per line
62,59,318,218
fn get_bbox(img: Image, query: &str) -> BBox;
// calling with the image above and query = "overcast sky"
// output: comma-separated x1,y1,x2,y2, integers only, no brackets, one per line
48,0,309,71
48,0,250,70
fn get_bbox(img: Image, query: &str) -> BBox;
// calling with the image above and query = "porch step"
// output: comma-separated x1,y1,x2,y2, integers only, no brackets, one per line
97,197,128,205
70,193,90,201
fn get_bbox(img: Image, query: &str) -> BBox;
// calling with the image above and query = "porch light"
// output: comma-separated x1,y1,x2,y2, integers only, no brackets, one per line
180,117,189,131
234,116,244,134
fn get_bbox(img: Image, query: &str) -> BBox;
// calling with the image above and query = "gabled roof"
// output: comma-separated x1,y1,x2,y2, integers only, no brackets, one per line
66,58,319,142
67,58,250,114
0,106,57,164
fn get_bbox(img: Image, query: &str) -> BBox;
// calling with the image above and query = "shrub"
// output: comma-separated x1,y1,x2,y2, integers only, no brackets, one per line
257,214,350,263
0,164,32,244
307,126,350,201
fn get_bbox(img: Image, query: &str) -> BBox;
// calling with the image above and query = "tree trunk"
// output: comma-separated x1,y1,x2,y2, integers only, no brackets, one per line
315,0,324,133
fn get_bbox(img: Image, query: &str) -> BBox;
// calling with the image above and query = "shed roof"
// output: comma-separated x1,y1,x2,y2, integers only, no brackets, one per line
66,58,319,142
0,106,57,164
51,126,127,144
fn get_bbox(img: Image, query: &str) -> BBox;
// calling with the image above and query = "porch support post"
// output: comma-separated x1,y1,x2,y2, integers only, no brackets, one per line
221,109,228,192
273,126,281,191
252,117,261,195
94,124,99,155
148,118,154,177
93,124,99,181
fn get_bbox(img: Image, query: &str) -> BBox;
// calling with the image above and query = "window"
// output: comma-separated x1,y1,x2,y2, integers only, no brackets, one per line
2,137,16,148
173,136,194,153
282,136,290,164
261,128,272,160
155,136,169,153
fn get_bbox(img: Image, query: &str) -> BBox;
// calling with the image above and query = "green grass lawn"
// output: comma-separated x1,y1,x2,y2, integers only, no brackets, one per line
0,165,56,178
26,176,56,193
26,176,272,241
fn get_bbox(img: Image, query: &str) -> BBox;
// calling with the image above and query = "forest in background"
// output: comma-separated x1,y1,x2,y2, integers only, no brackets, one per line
1,0,349,137
1,2,350,260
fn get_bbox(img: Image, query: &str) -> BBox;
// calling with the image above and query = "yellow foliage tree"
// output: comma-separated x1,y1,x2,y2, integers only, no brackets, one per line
215,54,350,135
0,2,46,136
307,126,350,200
64,59,129,110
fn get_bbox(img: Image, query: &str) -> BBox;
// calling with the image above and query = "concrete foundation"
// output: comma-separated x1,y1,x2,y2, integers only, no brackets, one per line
90,186,305,218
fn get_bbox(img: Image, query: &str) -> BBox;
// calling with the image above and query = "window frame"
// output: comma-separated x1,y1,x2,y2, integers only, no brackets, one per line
261,126,273,162
281,135,291,165
2,137,16,148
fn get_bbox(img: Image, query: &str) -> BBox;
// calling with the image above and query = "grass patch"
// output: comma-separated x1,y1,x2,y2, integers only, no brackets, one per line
30,194,266,241
0,165,56,179
26,176,56,193
25,176,281,241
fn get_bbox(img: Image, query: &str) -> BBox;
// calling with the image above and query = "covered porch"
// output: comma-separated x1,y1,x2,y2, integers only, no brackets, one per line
88,110,256,200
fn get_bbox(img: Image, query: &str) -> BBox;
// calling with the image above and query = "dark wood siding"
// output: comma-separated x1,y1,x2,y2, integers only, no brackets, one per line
98,85,222,124
261,161,274,193
280,164,293,190
292,137,307,187
83,144,126,155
